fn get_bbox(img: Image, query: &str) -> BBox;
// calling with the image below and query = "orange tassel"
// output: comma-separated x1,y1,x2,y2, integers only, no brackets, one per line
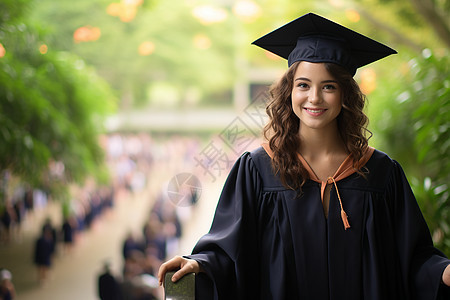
328,177,351,231
341,209,351,230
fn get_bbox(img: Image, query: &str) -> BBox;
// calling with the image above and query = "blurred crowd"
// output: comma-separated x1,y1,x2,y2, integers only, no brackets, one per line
0,170,118,285
0,133,207,300
98,134,202,300
103,190,188,300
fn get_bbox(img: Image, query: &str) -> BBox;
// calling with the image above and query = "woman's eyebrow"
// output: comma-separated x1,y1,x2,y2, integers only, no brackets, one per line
294,77,338,84
294,77,311,82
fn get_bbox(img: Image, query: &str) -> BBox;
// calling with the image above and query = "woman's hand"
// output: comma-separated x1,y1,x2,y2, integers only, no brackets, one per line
158,255,201,286
443,264,450,286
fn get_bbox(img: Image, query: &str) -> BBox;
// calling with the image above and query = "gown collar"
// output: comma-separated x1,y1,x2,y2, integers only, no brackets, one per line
261,143,375,230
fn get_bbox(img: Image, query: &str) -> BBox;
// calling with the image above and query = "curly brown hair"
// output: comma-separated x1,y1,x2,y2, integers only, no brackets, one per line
263,61,371,190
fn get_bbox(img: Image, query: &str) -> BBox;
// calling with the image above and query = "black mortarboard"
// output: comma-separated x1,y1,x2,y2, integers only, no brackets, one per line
252,13,397,76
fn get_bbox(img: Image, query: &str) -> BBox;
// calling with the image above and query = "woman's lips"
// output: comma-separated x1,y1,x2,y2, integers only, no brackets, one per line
304,107,327,116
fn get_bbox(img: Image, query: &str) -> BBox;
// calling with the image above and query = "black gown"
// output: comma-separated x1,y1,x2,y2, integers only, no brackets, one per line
187,147,450,300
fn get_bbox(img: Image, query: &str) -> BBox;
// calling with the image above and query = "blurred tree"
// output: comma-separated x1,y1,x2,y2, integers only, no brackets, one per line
25,0,448,109
409,0,450,47
28,0,238,108
0,0,116,200
373,51,449,255
345,0,450,256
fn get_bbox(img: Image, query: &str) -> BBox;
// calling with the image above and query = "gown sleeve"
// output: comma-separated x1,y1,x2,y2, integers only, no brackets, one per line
388,161,450,299
186,152,262,300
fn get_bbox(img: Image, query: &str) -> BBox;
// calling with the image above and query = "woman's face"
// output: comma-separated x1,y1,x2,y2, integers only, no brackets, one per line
291,62,342,132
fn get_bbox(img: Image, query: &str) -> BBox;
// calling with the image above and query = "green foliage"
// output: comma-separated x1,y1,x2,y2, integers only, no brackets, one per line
28,0,238,107
355,0,449,49
0,0,117,199
373,50,450,256
0,0,29,25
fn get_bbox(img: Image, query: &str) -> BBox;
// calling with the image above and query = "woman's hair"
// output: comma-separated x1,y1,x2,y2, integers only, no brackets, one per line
263,61,371,191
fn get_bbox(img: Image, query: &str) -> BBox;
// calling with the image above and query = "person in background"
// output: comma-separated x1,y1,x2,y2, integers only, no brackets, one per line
33,226,54,285
0,201,16,245
42,218,57,256
98,261,122,300
158,12,450,300
0,269,15,300
61,215,77,254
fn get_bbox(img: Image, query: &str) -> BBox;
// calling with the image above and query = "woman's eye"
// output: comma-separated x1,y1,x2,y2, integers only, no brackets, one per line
324,84,337,90
297,83,308,88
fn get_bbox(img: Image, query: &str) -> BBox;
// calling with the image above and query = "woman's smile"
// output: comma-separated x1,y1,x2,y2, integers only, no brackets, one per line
303,107,328,116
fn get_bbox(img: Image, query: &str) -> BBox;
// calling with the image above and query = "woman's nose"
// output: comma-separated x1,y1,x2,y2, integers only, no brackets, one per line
308,87,322,104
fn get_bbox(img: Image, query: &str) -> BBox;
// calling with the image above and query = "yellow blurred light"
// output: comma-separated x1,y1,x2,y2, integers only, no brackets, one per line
74,27,91,43
107,3,122,16
192,5,228,24
359,68,376,94
73,26,102,43
138,41,155,56
328,0,344,7
120,5,137,22
123,0,143,5
39,44,48,54
193,34,211,50
232,0,261,22
346,9,360,23
0,43,5,58
108,1,142,22
90,27,101,41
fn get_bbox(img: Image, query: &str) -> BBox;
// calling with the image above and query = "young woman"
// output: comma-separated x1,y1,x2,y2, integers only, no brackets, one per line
158,13,450,299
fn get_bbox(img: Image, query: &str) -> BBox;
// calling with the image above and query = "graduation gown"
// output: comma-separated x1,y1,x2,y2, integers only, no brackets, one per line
187,146,450,300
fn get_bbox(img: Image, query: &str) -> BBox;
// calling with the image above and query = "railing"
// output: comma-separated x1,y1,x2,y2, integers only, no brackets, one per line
163,271,195,300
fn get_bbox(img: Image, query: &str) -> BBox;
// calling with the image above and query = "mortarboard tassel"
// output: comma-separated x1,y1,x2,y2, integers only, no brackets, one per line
328,177,351,230
341,209,351,230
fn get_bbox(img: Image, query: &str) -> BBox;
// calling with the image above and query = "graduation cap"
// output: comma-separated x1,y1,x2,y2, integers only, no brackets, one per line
252,13,397,76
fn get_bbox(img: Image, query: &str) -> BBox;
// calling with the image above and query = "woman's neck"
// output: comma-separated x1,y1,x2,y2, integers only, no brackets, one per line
298,124,348,159
298,125,350,182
